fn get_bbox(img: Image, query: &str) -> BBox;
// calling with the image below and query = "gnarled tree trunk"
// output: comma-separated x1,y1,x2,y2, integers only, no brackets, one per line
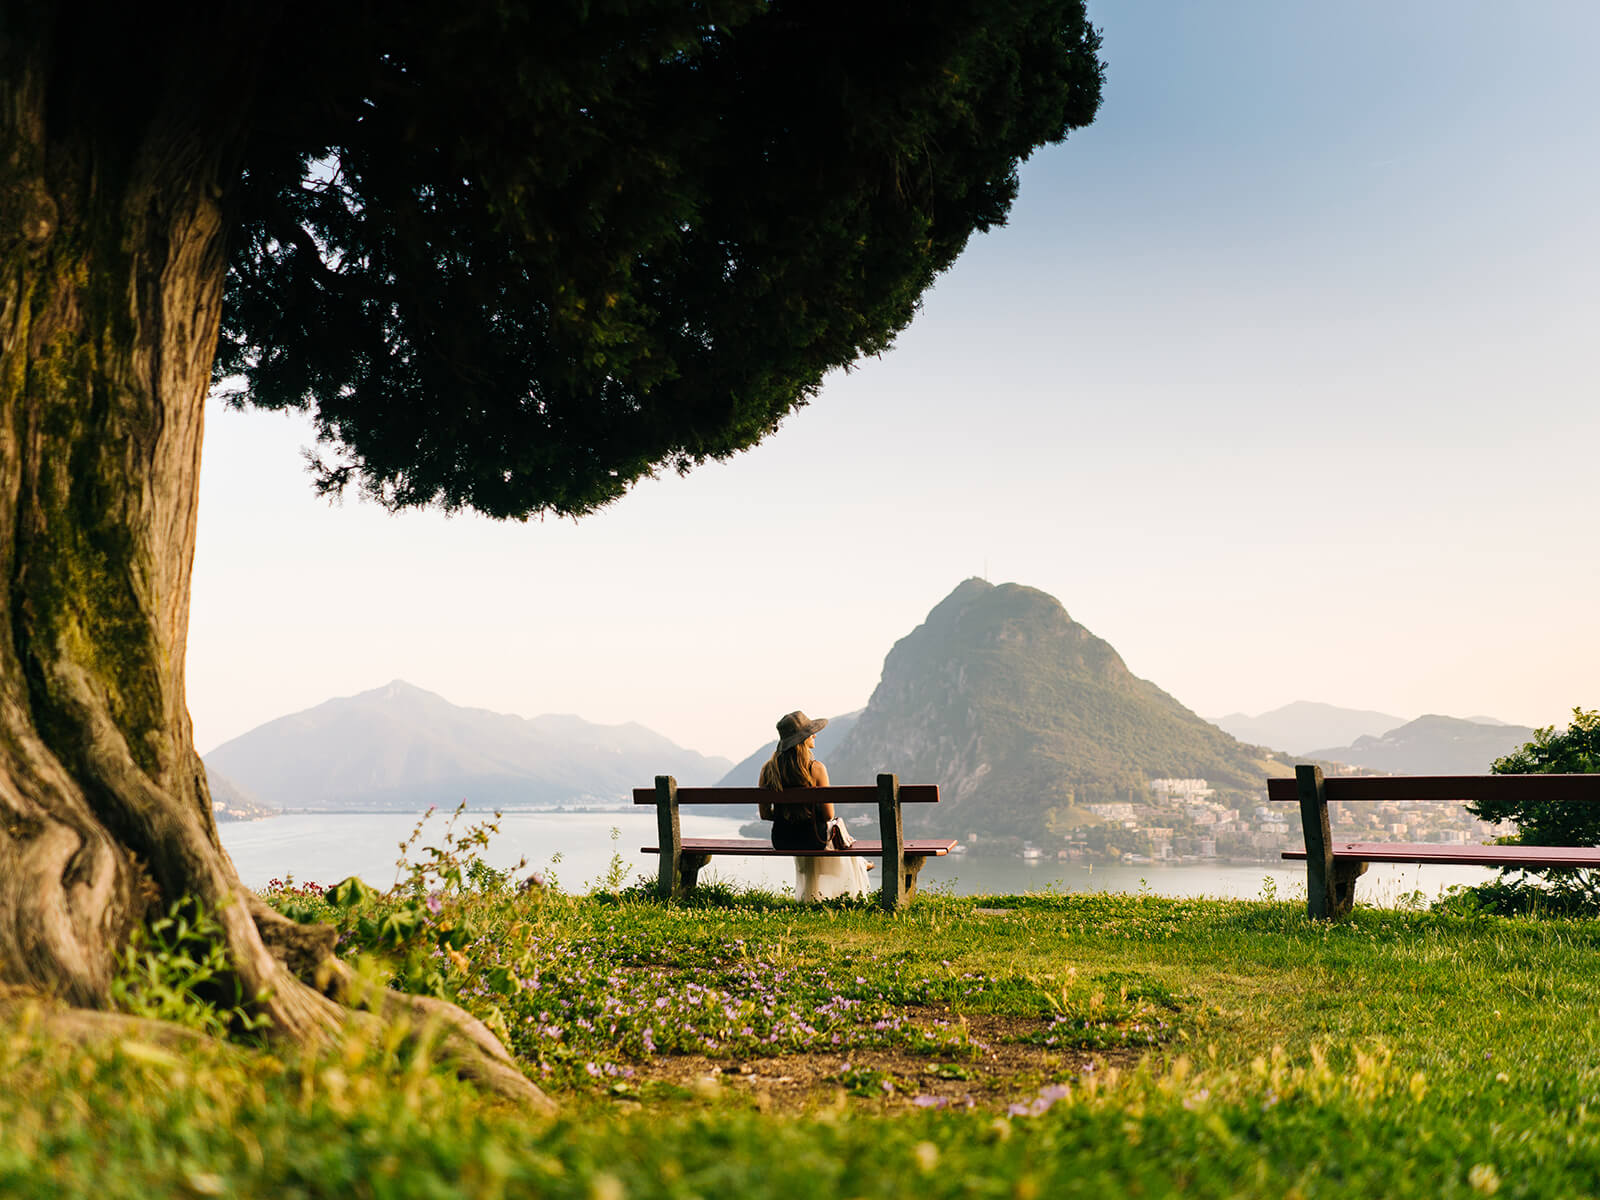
0,19,550,1109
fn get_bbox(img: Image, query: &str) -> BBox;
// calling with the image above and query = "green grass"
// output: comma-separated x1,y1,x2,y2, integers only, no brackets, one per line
7,883,1600,1197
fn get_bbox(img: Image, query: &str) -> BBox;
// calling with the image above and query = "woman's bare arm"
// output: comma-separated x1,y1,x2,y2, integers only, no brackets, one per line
813,760,835,819
757,759,777,820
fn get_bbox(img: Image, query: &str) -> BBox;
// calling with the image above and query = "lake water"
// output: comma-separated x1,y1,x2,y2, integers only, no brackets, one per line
219,810,1499,906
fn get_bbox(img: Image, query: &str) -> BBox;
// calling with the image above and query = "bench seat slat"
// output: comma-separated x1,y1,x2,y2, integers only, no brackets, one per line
643,837,958,858
1283,842,1600,868
1267,774,1600,804
633,785,939,806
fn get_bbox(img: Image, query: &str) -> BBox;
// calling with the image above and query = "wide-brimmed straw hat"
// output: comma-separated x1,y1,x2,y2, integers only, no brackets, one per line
776,710,828,752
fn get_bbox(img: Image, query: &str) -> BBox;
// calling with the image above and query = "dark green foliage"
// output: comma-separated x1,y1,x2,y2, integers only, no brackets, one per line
1473,707,1600,834
212,0,1104,517
1460,708,1600,911
109,897,269,1039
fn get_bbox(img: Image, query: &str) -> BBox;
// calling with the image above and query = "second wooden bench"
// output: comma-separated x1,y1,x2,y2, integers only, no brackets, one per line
1273,764,1600,918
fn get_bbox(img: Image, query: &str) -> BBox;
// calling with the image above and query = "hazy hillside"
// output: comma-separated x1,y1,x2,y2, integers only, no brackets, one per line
204,681,731,810
206,767,277,822
1210,701,1408,756
824,579,1291,840
1306,714,1536,775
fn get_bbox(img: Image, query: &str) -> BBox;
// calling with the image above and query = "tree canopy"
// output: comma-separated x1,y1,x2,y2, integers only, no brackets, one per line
1452,708,1600,914
1470,708,1600,845
213,0,1104,517
0,0,1100,1093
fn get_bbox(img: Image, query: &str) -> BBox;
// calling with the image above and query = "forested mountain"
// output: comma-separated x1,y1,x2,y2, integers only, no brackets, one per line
204,681,730,810
1306,715,1537,775
821,579,1291,839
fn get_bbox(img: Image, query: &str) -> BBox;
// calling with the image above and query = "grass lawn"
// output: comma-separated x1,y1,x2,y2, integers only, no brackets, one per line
4,876,1600,1198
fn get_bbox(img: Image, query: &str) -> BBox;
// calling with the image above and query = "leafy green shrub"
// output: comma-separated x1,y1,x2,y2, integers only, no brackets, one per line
110,896,269,1038
1458,707,1600,913
1472,707,1600,840
260,804,538,1011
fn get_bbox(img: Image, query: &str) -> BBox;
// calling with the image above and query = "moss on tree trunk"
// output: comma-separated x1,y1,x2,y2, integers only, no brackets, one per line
0,31,549,1109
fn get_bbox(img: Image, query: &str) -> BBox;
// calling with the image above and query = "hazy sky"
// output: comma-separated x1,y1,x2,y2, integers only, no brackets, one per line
187,2,1600,760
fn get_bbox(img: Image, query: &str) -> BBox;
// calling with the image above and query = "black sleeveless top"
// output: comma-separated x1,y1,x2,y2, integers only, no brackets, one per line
764,760,828,851
772,801,828,851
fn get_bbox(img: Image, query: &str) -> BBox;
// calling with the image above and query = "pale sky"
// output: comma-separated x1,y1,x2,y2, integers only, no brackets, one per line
186,1,1600,761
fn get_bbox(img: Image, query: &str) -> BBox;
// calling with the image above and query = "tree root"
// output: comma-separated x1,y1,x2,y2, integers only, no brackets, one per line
246,894,556,1112
0,902,556,1115
347,965,555,1111
0,982,215,1050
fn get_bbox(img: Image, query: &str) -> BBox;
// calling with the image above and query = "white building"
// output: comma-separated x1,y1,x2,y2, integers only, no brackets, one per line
1149,778,1213,800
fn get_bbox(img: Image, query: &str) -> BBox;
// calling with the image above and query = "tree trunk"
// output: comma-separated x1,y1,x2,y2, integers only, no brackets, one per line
0,25,550,1109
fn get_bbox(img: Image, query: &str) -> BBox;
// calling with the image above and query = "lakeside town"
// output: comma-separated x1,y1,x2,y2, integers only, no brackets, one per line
990,777,1512,867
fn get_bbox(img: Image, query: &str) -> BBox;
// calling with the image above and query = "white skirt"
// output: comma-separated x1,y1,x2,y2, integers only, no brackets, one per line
795,818,872,901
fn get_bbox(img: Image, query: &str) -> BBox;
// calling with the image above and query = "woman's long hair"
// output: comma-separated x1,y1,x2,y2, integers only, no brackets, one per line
759,741,817,791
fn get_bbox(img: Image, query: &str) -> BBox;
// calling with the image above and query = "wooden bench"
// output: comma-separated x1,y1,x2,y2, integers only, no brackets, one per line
635,773,956,911
1272,764,1600,918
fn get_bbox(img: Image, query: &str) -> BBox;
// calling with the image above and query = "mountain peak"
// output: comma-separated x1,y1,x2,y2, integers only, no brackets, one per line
374,678,439,699
943,576,996,604
827,579,1288,837
337,679,454,710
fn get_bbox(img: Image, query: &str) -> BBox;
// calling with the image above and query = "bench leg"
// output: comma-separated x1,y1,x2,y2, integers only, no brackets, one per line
877,773,907,912
1330,859,1369,919
1297,764,1340,920
655,775,681,900
879,856,928,911
675,853,711,899
902,855,928,903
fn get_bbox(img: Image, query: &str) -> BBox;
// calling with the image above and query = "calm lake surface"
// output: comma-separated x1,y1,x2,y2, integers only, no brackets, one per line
219,810,1498,905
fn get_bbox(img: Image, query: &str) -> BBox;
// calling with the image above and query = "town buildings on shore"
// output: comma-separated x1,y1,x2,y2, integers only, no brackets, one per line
991,775,1508,865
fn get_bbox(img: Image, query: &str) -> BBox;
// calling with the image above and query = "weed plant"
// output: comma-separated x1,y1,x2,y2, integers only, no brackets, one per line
109,895,269,1039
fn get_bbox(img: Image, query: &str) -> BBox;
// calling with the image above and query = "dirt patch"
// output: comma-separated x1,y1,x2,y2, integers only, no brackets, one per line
619,1011,1152,1111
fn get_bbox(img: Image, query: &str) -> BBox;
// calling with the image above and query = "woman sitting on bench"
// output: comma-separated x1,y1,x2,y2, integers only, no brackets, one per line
758,710,871,901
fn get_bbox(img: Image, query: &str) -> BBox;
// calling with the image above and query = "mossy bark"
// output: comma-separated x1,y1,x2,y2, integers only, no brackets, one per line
0,34,549,1109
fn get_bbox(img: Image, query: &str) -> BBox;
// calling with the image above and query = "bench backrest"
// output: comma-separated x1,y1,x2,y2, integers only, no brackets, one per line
633,784,940,806
1268,774,1600,804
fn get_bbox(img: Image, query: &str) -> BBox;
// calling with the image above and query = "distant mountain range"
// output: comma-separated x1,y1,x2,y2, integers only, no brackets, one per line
1210,701,1409,756
202,621,1547,827
1211,701,1527,761
203,681,731,811
805,579,1291,841
1304,715,1537,775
